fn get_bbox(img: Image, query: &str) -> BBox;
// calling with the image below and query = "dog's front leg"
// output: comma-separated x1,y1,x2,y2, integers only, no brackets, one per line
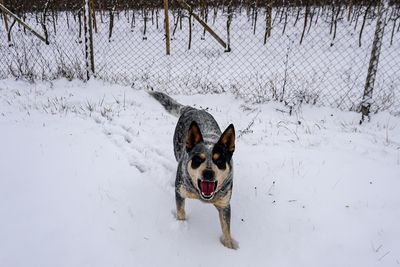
215,204,236,249
175,191,186,220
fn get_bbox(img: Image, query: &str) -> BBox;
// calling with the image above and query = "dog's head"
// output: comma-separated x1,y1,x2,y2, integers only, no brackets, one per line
185,121,235,200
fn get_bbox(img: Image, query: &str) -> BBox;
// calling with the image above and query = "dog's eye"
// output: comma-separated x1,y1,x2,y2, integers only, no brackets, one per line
215,159,226,169
191,156,204,169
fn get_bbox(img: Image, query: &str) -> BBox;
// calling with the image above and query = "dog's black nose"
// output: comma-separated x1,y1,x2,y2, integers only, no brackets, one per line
202,169,215,181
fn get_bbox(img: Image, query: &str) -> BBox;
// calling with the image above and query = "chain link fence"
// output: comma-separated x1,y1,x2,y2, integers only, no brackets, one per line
1,0,399,116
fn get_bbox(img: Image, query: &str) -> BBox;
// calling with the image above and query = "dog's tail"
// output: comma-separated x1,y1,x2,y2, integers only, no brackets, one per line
148,91,184,117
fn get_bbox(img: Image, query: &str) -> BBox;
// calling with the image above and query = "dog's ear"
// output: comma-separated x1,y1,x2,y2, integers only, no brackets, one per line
186,121,204,151
218,124,235,154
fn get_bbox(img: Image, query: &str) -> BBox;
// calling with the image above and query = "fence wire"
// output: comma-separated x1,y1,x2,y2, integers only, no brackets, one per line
1,0,399,115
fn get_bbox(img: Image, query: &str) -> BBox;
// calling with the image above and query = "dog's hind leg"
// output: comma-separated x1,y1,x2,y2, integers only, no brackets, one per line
175,191,186,220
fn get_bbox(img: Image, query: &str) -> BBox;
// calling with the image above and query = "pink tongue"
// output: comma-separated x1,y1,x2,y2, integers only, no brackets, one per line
200,181,215,195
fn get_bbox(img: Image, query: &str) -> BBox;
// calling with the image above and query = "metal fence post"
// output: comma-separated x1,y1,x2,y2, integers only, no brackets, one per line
360,0,388,124
88,0,95,75
164,0,171,55
83,0,95,80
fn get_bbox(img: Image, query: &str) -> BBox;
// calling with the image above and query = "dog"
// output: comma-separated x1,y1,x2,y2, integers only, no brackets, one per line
149,91,237,249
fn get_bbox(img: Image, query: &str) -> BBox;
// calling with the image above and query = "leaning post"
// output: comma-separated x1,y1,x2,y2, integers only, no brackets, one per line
177,0,228,51
0,3,48,45
360,0,388,124
0,0,11,46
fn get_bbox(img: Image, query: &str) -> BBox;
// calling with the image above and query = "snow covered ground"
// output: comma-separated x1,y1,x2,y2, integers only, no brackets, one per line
0,79,399,267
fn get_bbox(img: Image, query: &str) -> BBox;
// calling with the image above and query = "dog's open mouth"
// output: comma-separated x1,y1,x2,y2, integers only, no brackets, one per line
197,179,217,199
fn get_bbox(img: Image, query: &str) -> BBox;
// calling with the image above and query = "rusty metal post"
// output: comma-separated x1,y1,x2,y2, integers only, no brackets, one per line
164,0,171,55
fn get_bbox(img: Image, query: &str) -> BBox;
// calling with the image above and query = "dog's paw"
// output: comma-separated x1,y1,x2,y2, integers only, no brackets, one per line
171,210,186,221
220,236,239,250
176,210,186,221
177,214,186,220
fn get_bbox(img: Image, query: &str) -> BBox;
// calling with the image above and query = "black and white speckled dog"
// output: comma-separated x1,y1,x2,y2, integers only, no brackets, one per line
149,91,237,249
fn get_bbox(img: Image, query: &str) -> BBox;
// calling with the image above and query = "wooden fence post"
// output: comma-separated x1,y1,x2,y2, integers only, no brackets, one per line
90,0,97,33
0,3,49,44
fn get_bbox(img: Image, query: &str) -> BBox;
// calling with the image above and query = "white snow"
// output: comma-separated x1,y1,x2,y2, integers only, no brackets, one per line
0,79,399,266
